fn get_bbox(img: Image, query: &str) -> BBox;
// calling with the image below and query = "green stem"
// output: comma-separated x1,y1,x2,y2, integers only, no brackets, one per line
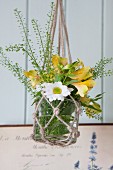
32,19,45,68
15,9,40,70
44,3,54,71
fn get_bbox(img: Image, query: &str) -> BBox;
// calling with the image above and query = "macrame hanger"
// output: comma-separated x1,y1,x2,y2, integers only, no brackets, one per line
32,0,80,146
50,0,72,63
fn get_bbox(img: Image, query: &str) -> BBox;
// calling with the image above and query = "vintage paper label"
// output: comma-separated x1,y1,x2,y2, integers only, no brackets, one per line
0,126,113,170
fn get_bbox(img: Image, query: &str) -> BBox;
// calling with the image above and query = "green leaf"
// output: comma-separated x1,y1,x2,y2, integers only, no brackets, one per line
54,74,62,82
67,74,77,78
82,102,102,112
65,79,78,85
95,93,104,98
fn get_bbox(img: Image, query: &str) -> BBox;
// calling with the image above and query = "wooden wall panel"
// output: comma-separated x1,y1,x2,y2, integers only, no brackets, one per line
0,0,26,124
66,0,102,123
0,0,113,124
26,0,52,123
103,0,113,122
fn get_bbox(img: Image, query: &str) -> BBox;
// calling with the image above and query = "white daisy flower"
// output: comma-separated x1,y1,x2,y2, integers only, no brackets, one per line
42,82,73,102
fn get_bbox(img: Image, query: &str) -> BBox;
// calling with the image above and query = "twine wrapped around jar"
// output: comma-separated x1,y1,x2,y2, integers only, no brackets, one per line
32,93,81,146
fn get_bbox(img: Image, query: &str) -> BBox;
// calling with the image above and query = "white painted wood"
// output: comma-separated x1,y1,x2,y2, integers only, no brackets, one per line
103,0,113,123
66,0,102,123
0,0,113,124
0,0,26,124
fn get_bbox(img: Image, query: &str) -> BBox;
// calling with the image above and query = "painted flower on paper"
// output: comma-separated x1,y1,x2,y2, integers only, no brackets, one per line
43,82,73,102
74,132,113,170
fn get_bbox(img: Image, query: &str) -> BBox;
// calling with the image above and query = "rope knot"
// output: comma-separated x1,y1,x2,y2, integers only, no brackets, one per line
54,107,59,116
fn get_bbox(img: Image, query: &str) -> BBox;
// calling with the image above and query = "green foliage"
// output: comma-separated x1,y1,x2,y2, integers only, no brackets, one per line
81,94,103,120
0,47,35,95
31,2,55,71
0,3,55,96
93,57,113,79
14,8,40,70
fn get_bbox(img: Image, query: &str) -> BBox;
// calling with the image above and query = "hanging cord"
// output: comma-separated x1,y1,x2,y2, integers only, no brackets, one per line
50,0,72,63
50,0,58,48
59,0,72,63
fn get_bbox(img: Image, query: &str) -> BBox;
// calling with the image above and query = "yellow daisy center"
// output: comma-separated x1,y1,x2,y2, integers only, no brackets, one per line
53,87,62,94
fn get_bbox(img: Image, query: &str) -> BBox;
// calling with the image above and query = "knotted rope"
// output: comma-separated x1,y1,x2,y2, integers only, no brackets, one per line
32,94,81,146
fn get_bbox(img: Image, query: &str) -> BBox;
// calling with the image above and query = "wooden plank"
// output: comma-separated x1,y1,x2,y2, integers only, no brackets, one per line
103,0,113,122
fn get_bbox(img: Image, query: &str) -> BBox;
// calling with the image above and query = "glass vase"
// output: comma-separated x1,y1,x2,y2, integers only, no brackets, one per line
32,94,81,146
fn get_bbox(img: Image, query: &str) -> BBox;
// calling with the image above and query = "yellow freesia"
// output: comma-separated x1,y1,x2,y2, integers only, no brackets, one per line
52,55,68,67
69,66,93,81
72,79,96,97
67,62,95,97
24,70,41,88
73,84,88,97
62,58,84,71
78,79,96,88
59,57,68,66
52,55,59,67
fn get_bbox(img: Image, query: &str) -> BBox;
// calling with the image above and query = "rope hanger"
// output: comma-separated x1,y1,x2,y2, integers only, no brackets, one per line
50,0,72,64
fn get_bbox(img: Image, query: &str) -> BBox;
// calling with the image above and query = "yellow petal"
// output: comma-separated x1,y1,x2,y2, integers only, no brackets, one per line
24,70,41,88
84,72,93,80
73,84,88,97
52,55,68,67
24,70,37,78
72,79,96,96
52,55,60,67
59,57,68,66
31,79,40,88
79,79,96,89
70,66,91,81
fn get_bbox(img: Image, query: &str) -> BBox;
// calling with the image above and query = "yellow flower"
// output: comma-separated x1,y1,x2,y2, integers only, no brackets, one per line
24,70,41,88
52,55,68,67
63,58,84,70
73,84,88,97
67,63,95,97
72,79,96,97
69,66,92,81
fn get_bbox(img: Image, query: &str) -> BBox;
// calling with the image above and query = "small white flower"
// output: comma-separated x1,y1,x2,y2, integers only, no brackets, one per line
42,82,71,102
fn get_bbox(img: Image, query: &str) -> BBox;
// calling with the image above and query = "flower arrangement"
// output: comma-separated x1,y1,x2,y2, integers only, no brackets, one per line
74,132,113,170
0,2,113,145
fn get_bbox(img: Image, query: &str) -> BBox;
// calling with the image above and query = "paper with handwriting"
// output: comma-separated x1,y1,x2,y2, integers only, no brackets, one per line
0,126,113,170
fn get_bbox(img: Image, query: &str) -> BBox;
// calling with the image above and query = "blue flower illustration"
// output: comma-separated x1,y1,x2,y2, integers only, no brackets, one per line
74,132,112,170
